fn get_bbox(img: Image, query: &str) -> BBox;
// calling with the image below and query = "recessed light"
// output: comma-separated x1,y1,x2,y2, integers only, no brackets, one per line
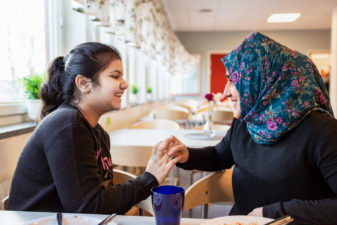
267,13,301,23
200,9,212,13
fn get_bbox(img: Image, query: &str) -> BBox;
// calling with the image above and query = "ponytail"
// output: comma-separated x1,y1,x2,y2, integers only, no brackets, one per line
40,56,66,119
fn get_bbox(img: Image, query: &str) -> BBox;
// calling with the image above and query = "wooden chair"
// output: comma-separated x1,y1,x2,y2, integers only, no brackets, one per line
129,119,180,130
110,145,179,186
175,99,199,113
184,168,234,218
195,107,233,124
211,110,234,123
151,105,191,128
113,169,154,215
2,195,8,210
110,145,152,168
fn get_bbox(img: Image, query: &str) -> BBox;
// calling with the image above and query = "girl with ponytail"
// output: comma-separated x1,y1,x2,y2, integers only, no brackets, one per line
7,42,182,214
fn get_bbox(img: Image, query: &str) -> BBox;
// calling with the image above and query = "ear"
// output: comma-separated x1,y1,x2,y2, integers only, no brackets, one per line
75,75,92,94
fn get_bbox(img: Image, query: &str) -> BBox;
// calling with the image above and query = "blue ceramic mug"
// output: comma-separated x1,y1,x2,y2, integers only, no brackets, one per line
151,185,185,225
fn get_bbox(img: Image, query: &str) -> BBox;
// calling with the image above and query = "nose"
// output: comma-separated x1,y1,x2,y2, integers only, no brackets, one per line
121,78,128,90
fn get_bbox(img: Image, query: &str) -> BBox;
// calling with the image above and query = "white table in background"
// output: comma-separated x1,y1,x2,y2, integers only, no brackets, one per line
0,210,204,225
109,128,230,148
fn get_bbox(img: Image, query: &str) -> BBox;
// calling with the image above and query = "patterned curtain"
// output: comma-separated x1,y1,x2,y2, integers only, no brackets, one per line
72,0,198,75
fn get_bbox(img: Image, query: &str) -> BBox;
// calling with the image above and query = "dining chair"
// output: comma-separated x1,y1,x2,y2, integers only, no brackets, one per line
110,145,152,176
2,195,8,210
183,168,234,219
211,109,234,124
175,99,199,113
151,105,191,129
110,143,179,186
195,107,233,124
129,119,180,130
113,169,154,216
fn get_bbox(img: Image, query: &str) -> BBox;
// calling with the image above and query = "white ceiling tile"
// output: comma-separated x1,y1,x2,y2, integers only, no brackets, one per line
162,0,337,31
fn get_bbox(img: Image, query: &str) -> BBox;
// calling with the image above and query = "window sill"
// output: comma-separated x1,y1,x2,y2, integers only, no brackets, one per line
0,122,36,140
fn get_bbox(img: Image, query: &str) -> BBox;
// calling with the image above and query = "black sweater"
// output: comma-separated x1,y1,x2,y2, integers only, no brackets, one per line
178,111,337,225
7,103,158,214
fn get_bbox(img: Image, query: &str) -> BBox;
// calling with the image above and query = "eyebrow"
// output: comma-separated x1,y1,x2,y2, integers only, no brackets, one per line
108,70,123,74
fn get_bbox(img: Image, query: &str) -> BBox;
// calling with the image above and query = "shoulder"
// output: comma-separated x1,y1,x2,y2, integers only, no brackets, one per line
300,111,337,155
301,111,337,134
35,104,90,137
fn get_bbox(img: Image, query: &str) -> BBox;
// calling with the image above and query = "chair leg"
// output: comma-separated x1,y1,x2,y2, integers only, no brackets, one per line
201,204,208,219
139,208,144,216
189,208,193,218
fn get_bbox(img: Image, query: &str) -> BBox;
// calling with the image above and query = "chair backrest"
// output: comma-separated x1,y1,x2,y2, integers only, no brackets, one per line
152,109,189,121
211,110,234,123
175,99,199,113
2,195,8,210
129,119,180,130
110,145,152,167
195,107,233,124
183,168,234,211
113,169,154,215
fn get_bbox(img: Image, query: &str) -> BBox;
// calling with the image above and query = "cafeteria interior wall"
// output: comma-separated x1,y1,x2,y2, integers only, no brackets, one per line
176,30,331,96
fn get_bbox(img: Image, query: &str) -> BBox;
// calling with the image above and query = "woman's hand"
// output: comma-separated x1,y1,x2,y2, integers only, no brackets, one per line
248,207,263,217
164,135,189,164
145,140,182,184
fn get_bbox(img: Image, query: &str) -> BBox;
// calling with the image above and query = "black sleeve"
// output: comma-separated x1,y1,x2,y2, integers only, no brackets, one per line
177,126,234,171
44,125,158,214
263,117,337,225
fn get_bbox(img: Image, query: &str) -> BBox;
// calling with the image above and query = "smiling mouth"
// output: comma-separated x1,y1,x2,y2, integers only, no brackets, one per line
115,93,123,97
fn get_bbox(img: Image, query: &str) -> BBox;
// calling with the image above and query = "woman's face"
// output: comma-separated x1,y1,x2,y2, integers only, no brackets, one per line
224,80,241,119
87,59,128,113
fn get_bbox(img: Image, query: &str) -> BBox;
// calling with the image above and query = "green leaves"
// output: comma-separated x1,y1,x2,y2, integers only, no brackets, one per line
146,86,152,94
131,84,139,94
20,74,45,99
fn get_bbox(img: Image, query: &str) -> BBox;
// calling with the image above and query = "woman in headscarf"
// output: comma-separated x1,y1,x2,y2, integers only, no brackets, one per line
163,32,337,224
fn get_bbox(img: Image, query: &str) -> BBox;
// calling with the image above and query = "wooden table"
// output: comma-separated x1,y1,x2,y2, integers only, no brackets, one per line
0,210,205,225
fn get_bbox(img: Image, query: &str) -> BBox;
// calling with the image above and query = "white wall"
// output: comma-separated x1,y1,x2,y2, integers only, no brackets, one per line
176,30,331,95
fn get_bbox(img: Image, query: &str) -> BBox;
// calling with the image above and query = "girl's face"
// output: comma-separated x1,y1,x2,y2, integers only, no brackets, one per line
224,80,241,119
87,59,128,113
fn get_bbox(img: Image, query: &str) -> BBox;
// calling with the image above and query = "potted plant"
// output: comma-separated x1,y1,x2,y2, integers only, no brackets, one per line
146,86,152,102
20,73,45,121
130,84,139,105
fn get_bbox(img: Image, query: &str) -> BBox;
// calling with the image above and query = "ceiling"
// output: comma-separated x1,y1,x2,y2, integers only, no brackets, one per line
161,0,337,31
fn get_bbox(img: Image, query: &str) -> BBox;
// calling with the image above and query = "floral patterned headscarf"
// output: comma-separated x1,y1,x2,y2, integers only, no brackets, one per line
221,32,333,145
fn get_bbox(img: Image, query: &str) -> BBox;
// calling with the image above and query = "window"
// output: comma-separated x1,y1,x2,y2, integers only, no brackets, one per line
169,54,201,96
0,0,47,102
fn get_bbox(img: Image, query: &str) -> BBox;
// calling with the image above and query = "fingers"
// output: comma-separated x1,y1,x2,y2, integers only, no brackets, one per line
165,155,183,171
167,144,186,157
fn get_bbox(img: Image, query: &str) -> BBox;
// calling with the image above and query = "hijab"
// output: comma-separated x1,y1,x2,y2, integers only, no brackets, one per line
222,31,333,145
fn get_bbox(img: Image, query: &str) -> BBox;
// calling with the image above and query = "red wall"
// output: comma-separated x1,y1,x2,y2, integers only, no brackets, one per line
210,53,227,94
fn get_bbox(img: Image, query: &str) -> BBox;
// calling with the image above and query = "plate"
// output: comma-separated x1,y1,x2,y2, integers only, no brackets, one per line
200,215,273,225
22,214,118,225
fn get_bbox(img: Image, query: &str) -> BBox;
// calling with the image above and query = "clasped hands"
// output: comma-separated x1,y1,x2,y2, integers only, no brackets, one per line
147,135,263,217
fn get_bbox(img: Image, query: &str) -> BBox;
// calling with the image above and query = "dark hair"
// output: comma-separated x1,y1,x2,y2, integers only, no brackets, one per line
40,42,121,119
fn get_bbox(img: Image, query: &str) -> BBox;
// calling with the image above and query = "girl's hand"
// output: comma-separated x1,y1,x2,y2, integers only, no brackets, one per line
145,140,182,184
